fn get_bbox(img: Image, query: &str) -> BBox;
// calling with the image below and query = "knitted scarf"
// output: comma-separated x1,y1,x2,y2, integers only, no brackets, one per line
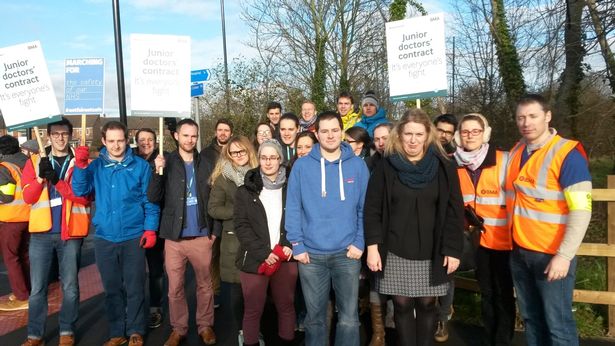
299,116,317,132
261,166,287,190
388,145,439,189
221,160,251,187
454,143,489,172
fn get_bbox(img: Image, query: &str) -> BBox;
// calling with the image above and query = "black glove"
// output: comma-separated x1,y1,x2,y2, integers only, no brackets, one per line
38,157,59,185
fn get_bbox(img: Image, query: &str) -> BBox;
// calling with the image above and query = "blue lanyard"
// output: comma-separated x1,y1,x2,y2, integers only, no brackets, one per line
186,164,195,197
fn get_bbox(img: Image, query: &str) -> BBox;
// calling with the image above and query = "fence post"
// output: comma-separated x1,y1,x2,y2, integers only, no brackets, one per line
608,175,615,336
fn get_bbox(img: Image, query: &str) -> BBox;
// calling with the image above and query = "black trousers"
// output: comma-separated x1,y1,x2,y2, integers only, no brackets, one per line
475,246,516,346
145,238,165,309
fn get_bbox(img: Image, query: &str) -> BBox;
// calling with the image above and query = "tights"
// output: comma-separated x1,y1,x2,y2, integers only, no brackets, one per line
393,295,437,346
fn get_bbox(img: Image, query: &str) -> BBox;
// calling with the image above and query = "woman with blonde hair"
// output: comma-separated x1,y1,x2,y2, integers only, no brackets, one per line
208,135,258,342
364,109,464,346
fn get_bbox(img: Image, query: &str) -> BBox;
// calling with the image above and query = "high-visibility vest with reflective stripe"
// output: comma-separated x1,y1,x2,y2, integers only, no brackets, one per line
0,162,30,222
505,135,580,254
458,150,511,250
26,154,90,237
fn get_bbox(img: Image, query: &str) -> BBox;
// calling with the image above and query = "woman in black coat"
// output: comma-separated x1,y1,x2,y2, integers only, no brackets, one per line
364,109,464,346
234,139,297,346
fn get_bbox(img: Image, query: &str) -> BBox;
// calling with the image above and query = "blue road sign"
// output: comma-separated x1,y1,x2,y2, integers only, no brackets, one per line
64,58,105,114
191,83,204,97
191,69,210,83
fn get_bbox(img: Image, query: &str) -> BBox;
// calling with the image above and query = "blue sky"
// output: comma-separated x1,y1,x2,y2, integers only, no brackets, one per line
0,0,258,116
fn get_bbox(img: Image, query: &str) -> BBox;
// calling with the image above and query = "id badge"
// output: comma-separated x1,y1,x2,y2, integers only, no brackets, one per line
50,197,62,208
186,196,198,206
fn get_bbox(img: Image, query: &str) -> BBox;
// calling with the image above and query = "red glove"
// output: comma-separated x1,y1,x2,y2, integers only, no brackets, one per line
140,230,157,249
272,244,291,261
258,261,281,276
75,146,90,169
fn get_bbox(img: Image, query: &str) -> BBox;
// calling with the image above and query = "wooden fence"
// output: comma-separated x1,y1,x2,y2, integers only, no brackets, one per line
455,175,615,336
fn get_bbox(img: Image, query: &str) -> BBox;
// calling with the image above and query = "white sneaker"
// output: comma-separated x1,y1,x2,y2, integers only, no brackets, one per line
238,330,244,345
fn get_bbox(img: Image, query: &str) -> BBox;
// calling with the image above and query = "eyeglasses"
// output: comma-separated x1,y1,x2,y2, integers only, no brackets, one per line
229,149,247,158
50,132,70,139
257,130,271,136
259,156,280,162
460,129,484,137
436,128,454,136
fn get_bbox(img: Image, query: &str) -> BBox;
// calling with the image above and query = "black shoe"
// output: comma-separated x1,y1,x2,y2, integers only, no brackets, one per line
149,310,163,329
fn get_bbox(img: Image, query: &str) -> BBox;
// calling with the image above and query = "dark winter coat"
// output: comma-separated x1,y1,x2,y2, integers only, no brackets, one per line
147,150,216,240
363,152,464,285
234,168,290,274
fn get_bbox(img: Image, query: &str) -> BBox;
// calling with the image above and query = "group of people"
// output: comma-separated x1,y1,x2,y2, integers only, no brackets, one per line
0,91,592,346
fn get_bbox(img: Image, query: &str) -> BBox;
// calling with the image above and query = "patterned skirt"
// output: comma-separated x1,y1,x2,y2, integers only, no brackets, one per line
375,252,448,297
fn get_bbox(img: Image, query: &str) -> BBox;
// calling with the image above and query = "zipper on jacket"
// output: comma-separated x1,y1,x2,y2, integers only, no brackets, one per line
242,250,248,266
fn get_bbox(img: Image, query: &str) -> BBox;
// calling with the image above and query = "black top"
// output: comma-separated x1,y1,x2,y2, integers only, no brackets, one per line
234,167,290,274
364,153,464,286
389,175,438,260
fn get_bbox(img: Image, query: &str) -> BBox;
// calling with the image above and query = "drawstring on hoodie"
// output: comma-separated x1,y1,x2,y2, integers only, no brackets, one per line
320,157,346,201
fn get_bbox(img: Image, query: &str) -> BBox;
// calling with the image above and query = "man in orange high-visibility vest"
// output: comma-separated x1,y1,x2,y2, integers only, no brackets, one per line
506,94,592,346
20,117,91,346
0,135,31,312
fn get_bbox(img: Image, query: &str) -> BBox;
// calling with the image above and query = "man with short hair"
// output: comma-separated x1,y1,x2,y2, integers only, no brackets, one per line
434,114,458,156
20,117,91,346
72,121,160,346
279,112,300,164
506,94,591,346
366,123,393,172
337,92,360,132
266,101,283,135
300,100,317,133
355,91,388,138
0,135,31,312
202,118,233,165
286,111,369,346
148,119,217,346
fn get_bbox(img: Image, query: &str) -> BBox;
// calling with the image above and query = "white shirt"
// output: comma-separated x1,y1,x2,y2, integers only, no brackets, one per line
259,187,283,249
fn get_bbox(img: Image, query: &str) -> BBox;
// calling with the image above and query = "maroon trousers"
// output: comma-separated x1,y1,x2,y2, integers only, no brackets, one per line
240,262,298,344
0,221,30,300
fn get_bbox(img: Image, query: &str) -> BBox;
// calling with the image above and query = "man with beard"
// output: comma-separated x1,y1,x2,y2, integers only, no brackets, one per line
202,118,233,165
434,114,457,156
148,119,217,346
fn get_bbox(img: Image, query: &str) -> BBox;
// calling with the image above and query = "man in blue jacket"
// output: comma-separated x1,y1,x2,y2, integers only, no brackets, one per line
286,111,369,346
72,121,159,346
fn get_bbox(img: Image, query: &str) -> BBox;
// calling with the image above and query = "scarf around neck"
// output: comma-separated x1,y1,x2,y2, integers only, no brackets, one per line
299,116,317,132
222,160,251,187
454,143,489,171
261,166,286,190
388,145,439,189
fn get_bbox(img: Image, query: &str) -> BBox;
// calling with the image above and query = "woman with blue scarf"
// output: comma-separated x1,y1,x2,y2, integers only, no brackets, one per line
364,109,464,346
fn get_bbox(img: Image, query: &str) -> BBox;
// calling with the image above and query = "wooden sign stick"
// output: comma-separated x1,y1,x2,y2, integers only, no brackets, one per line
33,126,46,158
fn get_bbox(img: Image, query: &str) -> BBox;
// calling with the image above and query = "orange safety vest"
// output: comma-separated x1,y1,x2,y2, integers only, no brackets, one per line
0,162,30,222
26,154,90,237
457,150,511,250
505,134,581,254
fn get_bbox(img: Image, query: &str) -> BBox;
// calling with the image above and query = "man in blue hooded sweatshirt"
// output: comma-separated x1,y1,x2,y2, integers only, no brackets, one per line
286,111,369,346
354,91,388,138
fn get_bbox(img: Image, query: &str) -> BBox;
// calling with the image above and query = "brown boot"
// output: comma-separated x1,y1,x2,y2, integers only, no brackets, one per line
369,303,385,346
103,337,127,346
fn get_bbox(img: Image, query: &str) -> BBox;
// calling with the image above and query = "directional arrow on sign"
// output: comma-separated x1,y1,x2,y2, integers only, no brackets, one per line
191,69,210,83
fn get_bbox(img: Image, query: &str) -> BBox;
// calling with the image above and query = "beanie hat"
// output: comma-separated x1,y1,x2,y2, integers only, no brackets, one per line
454,113,492,146
361,91,379,109
258,138,284,159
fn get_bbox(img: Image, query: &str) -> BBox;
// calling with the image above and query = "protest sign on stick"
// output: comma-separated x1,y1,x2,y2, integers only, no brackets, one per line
0,41,61,131
385,14,448,103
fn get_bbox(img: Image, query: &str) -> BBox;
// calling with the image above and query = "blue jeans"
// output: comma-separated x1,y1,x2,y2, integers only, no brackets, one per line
95,237,146,338
28,233,82,339
510,246,578,346
298,250,361,346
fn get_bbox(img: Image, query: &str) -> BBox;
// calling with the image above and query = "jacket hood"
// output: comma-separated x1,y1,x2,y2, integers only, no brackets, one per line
0,152,28,167
243,167,263,193
99,146,135,166
360,107,387,125
307,142,356,162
